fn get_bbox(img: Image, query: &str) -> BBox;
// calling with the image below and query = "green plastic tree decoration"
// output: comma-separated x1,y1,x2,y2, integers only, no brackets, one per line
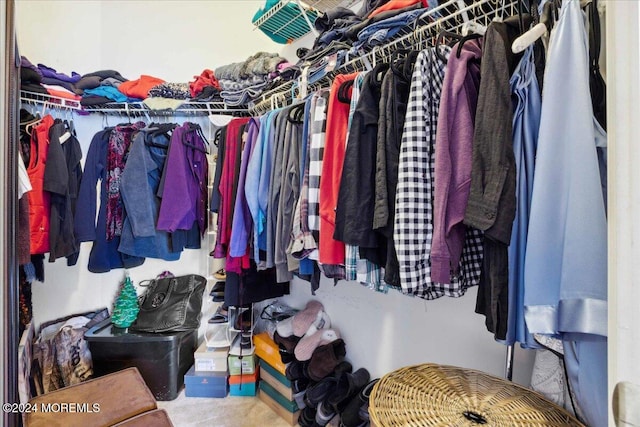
112,271,139,328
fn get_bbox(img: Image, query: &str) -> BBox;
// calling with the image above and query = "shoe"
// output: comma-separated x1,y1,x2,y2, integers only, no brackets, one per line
304,376,337,408
208,305,228,324
209,281,225,302
213,268,226,280
298,406,317,427
209,281,225,295
339,379,379,427
232,307,253,332
285,361,306,381
292,378,310,394
307,339,347,381
327,368,370,413
315,401,336,426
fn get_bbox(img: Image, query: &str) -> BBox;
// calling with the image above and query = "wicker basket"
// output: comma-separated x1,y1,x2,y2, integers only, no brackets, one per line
369,364,585,427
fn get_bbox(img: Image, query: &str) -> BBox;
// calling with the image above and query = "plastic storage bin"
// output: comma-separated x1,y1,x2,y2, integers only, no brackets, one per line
84,318,197,401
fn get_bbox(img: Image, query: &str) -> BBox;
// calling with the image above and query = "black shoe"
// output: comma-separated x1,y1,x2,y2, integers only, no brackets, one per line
304,376,337,409
209,281,225,296
298,406,316,427
339,379,378,427
233,307,253,331
327,368,370,413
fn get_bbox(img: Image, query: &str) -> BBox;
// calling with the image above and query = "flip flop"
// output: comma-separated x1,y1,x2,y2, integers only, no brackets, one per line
208,305,228,324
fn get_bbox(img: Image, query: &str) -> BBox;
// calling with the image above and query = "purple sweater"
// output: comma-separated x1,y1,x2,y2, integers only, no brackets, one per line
157,124,208,234
431,38,483,284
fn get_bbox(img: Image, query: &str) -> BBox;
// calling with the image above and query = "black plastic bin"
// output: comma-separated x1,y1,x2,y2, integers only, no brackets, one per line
84,317,197,401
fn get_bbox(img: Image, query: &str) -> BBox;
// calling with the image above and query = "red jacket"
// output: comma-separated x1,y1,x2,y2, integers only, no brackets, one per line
28,114,54,254
318,73,357,265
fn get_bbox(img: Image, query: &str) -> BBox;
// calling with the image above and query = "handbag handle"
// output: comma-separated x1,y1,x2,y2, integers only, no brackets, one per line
138,278,177,310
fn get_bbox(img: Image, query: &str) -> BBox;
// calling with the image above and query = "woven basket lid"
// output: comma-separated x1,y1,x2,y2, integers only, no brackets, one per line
369,363,585,427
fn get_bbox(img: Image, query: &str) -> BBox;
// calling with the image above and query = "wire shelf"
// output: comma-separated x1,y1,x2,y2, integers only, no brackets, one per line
250,0,521,115
20,91,250,117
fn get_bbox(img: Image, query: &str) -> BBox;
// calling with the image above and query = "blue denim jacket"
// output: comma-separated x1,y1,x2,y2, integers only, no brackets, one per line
118,129,181,260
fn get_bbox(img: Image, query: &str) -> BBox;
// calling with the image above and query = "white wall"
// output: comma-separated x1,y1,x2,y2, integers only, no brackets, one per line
16,0,294,81
16,0,534,387
282,278,533,384
607,0,640,424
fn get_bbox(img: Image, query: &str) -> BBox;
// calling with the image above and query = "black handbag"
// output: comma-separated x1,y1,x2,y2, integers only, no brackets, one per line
130,274,207,333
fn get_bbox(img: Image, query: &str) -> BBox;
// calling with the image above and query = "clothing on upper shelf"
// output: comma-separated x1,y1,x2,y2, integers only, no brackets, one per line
118,75,166,99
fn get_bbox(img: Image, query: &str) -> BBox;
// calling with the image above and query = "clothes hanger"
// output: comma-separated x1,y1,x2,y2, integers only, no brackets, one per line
182,122,209,153
337,79,353,104
435,29,462,62
287,103,306,125
511,0,554,53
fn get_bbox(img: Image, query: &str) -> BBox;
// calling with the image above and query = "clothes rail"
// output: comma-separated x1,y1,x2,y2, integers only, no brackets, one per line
20,90,250,117
250,0,521,115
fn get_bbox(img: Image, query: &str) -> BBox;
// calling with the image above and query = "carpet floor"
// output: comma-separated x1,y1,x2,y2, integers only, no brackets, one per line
157,389,292,427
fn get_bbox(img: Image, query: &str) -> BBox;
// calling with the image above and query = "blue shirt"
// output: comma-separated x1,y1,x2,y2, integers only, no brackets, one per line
504,45,541,348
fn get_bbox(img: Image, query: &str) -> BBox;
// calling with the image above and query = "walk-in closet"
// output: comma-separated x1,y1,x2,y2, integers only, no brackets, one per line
1,1,639,426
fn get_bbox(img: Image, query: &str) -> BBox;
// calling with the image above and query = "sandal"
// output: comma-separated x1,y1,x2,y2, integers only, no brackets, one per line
213,268,226,280
208,305,228,324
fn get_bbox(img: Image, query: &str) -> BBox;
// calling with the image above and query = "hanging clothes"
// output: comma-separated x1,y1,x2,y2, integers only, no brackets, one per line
18,111,35,265
336,70,367,282
228,118,261,273
211,118,250,258
288,97,318,266
266,110,290,271
275,105,305,282
210,127,228,214
524,0,607,425
464,15,530,340
74,129,145,273
307,91,330,263
394,46,483,300
245,111,275,266
27,114,55,255
504,45,541,348
105,122,145,240
118,127,181,261
318,72,358,267
44,119,83,264
157,122,211,236
431,38,483,285
373,50,419,288
335,68,387,290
